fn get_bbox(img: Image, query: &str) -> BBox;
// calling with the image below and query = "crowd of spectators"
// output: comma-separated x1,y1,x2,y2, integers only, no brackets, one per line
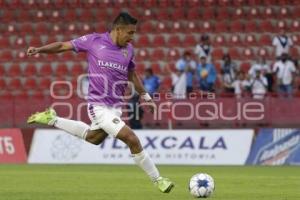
141,28,299,99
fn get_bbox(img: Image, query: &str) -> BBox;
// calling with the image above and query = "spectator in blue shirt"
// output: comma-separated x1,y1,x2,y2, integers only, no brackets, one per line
197,56,217,92
143,68,160,96
176,51,197,94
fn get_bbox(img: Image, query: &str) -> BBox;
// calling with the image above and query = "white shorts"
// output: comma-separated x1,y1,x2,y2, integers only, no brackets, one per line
87,104,125,137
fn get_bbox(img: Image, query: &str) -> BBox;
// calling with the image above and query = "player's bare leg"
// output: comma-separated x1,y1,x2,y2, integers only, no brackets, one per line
116,125,174,193
27,107,174,193
27,108,108,145
116,125,143,154
85,129,108,144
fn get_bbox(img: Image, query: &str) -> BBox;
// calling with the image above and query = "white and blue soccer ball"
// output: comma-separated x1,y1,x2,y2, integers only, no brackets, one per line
189,173,215,198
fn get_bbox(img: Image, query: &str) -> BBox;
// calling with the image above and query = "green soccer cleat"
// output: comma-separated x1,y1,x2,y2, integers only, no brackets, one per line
155,177,175,193
27,108,57,125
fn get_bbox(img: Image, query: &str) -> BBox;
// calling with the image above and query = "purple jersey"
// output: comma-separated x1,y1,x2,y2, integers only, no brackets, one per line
71,32,135,106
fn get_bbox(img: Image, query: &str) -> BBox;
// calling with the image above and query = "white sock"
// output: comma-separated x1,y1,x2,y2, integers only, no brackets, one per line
53,117,89,139
132,150,160,182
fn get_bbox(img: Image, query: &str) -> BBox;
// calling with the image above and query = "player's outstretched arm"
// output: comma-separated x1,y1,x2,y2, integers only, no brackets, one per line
27,41,74,56
128,70,156,113
128,70,147,95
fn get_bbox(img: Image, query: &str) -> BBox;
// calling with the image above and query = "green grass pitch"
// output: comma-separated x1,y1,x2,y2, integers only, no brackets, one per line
0,165,299,200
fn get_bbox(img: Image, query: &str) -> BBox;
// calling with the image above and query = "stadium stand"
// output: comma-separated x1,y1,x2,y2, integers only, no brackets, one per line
1,0,300,128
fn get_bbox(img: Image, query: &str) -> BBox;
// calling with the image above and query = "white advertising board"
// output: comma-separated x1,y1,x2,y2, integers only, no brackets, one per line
29,129,253,165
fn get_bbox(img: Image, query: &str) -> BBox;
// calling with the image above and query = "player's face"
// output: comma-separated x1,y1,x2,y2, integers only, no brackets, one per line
116,25,136,47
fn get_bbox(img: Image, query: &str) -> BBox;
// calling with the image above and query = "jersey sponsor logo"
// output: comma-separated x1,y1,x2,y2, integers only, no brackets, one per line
98,60,127,72
121,49,128,58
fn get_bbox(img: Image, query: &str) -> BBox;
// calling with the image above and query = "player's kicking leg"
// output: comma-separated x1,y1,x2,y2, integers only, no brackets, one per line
87,104,174,193
116,125,175,193
27,107,174,193
27,108,108,145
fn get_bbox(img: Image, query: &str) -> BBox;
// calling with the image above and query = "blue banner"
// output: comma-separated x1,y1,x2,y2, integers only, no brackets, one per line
246,129,300,165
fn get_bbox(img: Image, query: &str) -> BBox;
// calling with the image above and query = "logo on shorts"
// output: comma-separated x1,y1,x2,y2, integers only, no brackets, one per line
112,118,120,124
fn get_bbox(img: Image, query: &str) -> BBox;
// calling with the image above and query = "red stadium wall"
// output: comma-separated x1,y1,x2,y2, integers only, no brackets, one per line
1,96,300,129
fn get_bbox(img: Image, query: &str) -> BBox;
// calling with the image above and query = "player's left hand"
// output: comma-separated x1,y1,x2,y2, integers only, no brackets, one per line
144,99,156,114
27,47,40,56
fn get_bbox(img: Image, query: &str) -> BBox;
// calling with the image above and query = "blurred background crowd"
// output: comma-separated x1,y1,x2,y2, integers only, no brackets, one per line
144,31,298,99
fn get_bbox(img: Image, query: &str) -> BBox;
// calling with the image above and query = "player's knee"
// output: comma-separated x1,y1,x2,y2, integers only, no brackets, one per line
85,134,97,144
85,131,101,145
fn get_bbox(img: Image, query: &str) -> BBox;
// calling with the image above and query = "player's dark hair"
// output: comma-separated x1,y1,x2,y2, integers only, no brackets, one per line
112,12,137,29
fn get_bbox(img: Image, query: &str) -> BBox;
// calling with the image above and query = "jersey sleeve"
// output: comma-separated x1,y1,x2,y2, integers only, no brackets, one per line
128,47,136,71
71,34,95,53
128,59,135,71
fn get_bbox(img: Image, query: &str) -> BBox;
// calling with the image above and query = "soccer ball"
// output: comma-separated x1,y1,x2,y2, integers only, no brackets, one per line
189,173,215,198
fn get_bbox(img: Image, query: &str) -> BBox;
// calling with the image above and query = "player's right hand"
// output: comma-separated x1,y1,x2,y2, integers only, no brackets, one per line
27,47,39,56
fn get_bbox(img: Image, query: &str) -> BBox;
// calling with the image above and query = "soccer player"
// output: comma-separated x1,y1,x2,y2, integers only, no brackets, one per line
26,12,174,193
